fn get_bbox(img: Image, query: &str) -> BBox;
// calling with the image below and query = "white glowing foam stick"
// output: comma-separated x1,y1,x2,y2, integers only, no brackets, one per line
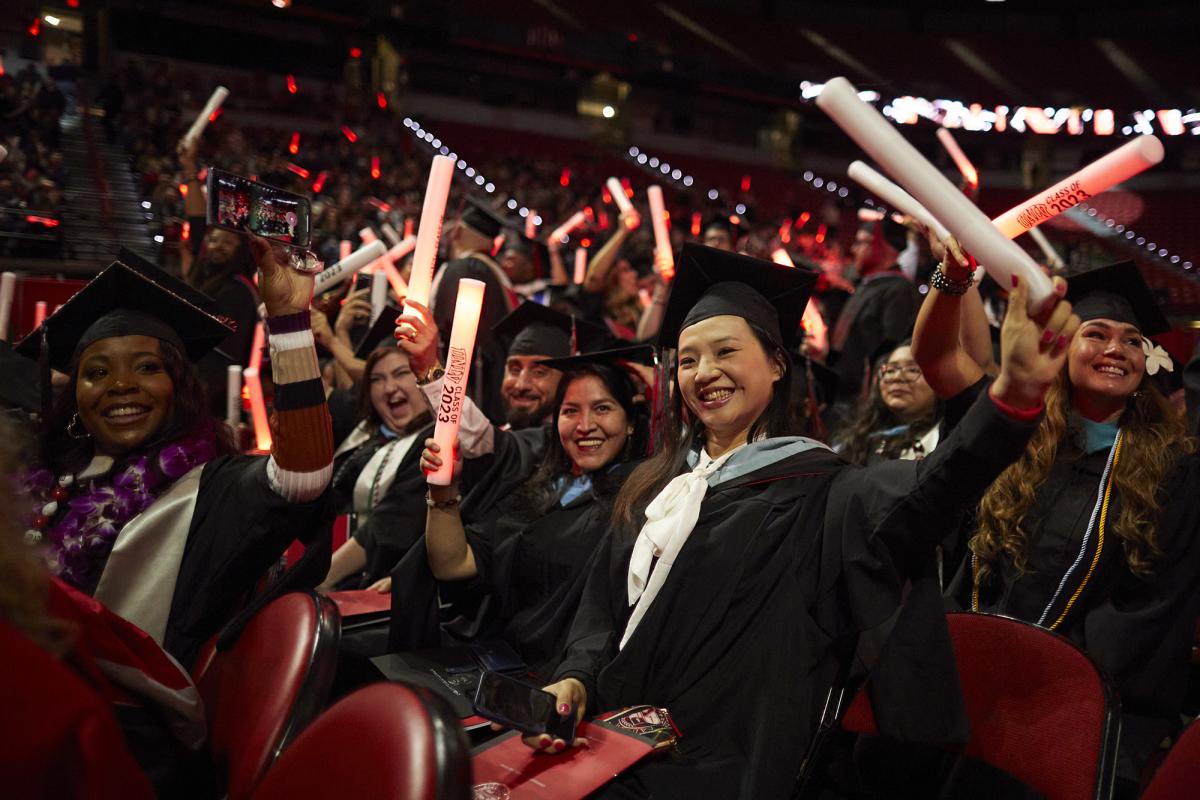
525,210,538,239
848,161,949,241
0,272,15,340
225,364,242,432
1028,226,1064,270
242,367,272,452
574,248,588,284
339,240,352,262
33,301,47,330
404,155,456,321
179,87,229,152
370,271,388,324
313,240,386,292
428,278,486,486
771,248,795,268
817,77,1053,309
991,136,1164,240
606,178,633,214
936,128,979,187
382,236,416,298
379,223,401,247
549,210,587,243
646,186,675,279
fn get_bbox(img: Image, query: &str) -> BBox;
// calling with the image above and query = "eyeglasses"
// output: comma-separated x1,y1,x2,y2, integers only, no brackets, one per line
879,364,923,382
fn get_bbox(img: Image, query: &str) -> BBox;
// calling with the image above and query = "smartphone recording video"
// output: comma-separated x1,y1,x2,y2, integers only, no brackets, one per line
473,670,576,741
207,168,312,249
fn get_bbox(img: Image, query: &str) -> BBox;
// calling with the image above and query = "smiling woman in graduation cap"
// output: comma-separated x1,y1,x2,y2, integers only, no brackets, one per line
914,255,1200,790
16,237,334,668
521,243,1079,798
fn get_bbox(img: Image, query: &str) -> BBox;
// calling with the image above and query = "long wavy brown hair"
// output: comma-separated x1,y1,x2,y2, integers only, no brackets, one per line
972,371,1193,583
832,359,942,467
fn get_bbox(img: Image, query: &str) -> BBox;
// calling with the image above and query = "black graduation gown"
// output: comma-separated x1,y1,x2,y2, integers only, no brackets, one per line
433,255,515,424
552,389,1041,799
166,455,334,668
445,461,639,680
828,270,919,401
948,439,1200,780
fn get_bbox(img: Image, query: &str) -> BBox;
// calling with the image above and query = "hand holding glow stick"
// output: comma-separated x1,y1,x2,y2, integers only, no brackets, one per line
428,278,486,486
606,178,639,229
991,136,1163,239
313,240,386,292
817,77,1053,310
549,210,587,243
0,272,15,341
179,87,230,153
646,186,674,280
225,364,242,431
936,128,979,188
848,161,950,241
404,155,456,323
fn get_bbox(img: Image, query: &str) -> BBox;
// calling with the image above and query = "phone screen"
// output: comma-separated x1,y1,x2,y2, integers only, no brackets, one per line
207,168,311,248
473,671,559,735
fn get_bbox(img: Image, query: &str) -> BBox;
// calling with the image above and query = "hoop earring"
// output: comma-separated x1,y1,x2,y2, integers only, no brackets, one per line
67,412,91,440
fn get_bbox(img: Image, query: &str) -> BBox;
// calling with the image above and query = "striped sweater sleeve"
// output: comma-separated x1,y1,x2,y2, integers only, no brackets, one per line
264,310,334,502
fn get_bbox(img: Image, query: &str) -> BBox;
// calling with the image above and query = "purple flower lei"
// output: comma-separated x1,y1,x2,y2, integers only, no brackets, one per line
23,423,219,589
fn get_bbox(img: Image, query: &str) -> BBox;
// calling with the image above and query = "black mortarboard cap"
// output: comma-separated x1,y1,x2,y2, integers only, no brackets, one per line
502,231,551,277
657,242,817,349
353,304,403,359
538,343,658,372
460,196,507,239
15,258,233,371
493,301,610,359
1066,261,1169,336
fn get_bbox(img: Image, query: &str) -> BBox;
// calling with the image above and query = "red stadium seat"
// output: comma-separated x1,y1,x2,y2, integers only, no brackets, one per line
196,591,341,800
249,682,472,800
841,612,1120,800
1140,717,1200,800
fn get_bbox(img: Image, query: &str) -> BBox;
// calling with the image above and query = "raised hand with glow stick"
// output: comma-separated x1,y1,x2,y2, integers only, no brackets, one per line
403,155,456,328
425,278,486,486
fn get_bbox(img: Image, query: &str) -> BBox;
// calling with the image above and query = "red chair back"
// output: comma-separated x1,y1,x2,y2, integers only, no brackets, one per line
1141,717,1200,800
197,591,341,800
249,682,472,800
842,612,1120,800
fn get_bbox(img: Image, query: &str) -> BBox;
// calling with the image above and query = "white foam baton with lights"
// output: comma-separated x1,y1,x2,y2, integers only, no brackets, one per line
646,185,675,280
817,77,1054,310
606,177,639,228
379,223,401,247
574,248,588,285
991,136,1163,239
225,364,242,432
549,210,587,243
847,161,950,241
1028,227,1064,271
428,278,486,486
313,239,386,292
403,155,456,324
370,272,388,324
0,272,15,340
179,87,229,152
936,128,979,188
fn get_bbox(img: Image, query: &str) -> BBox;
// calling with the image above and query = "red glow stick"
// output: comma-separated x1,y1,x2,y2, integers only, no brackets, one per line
936,128,979,188
242,367,272,452
403,155,455,325
549,210,586,243
574,248,588,284
646,186,674,279
288,132,300,155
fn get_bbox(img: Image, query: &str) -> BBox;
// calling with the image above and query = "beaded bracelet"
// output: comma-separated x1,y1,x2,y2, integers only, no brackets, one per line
929,264,975,296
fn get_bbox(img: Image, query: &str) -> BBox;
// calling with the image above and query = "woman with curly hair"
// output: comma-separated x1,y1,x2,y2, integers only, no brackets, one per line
912,246,1200,791
833,341,943,466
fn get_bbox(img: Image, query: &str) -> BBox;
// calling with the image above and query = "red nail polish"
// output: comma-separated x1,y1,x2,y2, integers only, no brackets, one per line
1057,334,1069,349
1041,329,1054,345
554,741,566,752
1011,274,1019,288
558,703,570,714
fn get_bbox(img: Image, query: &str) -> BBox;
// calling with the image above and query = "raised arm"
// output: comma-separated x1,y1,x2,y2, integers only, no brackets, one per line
583,210,636,294
249,235,334,502
420,438,478,580
911,232,989,398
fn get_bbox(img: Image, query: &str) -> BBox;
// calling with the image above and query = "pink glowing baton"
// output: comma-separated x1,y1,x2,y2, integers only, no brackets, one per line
404,155,456,324
428,278,486,486
646,185,675,279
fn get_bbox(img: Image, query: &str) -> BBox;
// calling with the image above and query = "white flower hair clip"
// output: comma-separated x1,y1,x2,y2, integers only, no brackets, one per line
1142,339,1174,376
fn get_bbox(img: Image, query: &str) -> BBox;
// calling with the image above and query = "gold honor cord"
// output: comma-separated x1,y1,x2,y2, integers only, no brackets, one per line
969,432,1124,624
1047,434,1123,631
